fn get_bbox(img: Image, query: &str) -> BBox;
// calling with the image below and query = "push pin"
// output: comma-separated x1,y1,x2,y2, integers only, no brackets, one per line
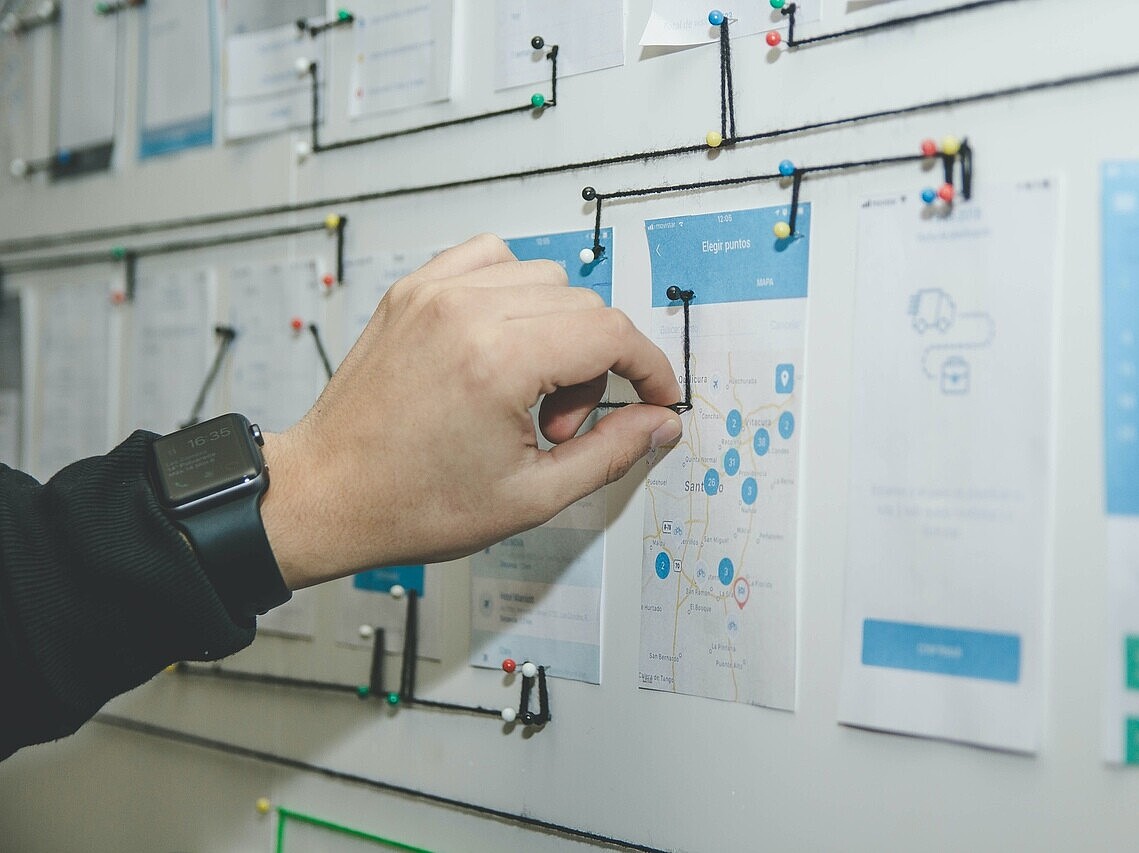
940,135,961,157
501,658,517,674
0,14,17,33
920,138,938,158
324,213,341,231
706,130,723,148
770,0,786,8
9,158,27,177
937,183,955,202
109,290,126,305
765,30,782,47
773,221,792,239
295,57,314,77
386,692,400,705
501,707,517,723
708,9,725,26
577,247,595,264
531,35,544,50
358,624,374,639
778,159,796,177
290,317,304,332
255,797,272,816
530,93,546,109
389,584,405,599
321,273,336,288
520,661,538,679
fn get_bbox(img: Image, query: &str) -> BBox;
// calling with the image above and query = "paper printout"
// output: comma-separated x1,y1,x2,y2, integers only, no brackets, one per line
1101,162,1139,763
126,267,217,434
347,0,453,118
223,0,324,140
26,279,114,481
639,206,809,709
139,0,214,158
494,0,624,91
227,259,326,434
639,0,819,47
838,182,1058,752
57,0,118,165
336,566,443,659
469,229,614,684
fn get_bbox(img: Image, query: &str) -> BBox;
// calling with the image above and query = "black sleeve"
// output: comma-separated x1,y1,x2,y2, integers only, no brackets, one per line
0,431,257,759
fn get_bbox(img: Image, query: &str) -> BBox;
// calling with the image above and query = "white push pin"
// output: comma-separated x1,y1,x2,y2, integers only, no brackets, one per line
1,14,17,33
389,584,405,600
294,140,312,161
9,158,28,178
357,624,374,640
38,1,56,18
295,57,313,76
500,707,517,723
520,661,538,679
578,247,595,264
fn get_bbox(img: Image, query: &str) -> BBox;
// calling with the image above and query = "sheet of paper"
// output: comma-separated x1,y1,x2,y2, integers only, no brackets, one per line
227,258,327,433
638,206,808,709
838,182,1058,752
494,0,624,91
1101,162,1139,764
25,279,115,480
335,565,443,660
0,389,19,466
56,0,118,170
337,249,433,364
468,230,614,684
139,0,214,158
639,0,820,47
126,267,218,434
346,0,452,118
223,0,324,141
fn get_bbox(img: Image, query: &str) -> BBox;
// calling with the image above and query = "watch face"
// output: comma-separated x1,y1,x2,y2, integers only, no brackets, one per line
153,413,262,507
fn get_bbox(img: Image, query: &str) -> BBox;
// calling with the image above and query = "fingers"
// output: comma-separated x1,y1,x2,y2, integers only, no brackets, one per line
409,233,517,281
506,309,682,408
538,377,608,444
531,404,683,512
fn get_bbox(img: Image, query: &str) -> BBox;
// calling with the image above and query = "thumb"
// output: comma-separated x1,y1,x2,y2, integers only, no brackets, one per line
540,405,683,508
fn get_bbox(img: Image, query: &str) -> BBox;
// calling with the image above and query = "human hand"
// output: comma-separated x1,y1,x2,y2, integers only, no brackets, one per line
260,234,682,589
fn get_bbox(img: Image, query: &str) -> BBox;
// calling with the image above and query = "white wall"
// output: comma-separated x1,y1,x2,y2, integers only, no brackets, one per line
2,1,1138,850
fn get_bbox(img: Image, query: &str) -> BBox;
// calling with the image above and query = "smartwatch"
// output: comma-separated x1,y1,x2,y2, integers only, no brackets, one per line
150,412,291,618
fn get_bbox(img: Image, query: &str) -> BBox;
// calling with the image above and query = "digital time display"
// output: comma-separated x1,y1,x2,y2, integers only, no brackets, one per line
152,413,262,507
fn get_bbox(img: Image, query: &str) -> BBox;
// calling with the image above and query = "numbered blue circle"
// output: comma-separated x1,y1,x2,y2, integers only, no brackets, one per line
723,447,740,476
704,468,721,496
741,477,758,505
726,409,742,437
718,557,735,586
753,428,771,456
779,411,795,439
655,551,671,580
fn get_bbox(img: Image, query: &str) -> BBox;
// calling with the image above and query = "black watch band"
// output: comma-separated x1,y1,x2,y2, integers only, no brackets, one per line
177,492,291,619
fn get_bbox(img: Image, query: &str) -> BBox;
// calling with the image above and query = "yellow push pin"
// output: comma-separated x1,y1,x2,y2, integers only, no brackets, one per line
255,797,272,816
163,664,178,674
324,213,341,231
706,130,723,149
773,221,792,239
940,136,961,157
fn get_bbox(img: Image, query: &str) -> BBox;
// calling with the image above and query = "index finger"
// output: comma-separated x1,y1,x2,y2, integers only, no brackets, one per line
409,234,517,283
506,308,681,407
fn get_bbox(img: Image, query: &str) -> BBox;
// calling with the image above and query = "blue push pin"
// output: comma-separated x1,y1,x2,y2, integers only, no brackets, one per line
778,159,796,177
56,148,71,165
921,187,937,205
708,9,725,26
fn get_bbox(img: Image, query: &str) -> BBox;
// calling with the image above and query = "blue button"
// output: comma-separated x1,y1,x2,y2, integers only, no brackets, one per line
861,619,1021,683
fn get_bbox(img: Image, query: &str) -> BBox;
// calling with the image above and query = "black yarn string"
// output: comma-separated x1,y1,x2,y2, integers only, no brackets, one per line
5,1,59,35
4,59,1135,256
787,170,803,235
172,662,363,696
782,0,1031,49
93,714,667,852
123,250,137,301
308,61,321,153
181,326,236,428
335,215,347,283
297,11,354,37
398,589,419,702
309,41,557,155
536,666,551,724
368,628,386,696
719,18,736,141
308,324,334,380
959,139,973,199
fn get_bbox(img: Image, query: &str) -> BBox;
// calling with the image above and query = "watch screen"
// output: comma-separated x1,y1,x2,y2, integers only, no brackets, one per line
153,413,261,506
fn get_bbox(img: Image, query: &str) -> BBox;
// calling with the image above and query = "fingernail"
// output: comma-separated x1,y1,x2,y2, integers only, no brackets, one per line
650,417,682,449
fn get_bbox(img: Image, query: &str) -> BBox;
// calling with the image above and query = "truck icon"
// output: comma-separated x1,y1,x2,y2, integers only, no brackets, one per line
907,288,956,333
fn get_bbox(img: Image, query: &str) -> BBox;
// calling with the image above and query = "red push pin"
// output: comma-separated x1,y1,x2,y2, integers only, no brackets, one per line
109,290,126,305
321,273,335,288
920,138,938,158
501,658,517,674
765,30,781,46
937,183,955,203
290,317,304,332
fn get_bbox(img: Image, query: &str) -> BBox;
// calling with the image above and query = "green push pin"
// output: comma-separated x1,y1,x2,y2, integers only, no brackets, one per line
355,685,370,699
337,8,351,21
530,93,545,109
770,0,785,8
386,692,400,706
110,246,126,260
95,1,110,13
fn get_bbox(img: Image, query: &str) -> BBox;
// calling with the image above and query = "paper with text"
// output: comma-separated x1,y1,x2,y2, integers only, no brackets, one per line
140,0,214,158
639,0,820,47
494,0,624,90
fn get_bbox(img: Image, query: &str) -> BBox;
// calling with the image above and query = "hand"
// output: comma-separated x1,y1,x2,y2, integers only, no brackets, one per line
260,234,682,590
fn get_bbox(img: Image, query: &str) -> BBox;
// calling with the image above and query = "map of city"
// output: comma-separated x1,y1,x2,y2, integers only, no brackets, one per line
638,205,810,708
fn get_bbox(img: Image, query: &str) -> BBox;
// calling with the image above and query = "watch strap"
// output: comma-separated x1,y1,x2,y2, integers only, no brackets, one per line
178,490,291,620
